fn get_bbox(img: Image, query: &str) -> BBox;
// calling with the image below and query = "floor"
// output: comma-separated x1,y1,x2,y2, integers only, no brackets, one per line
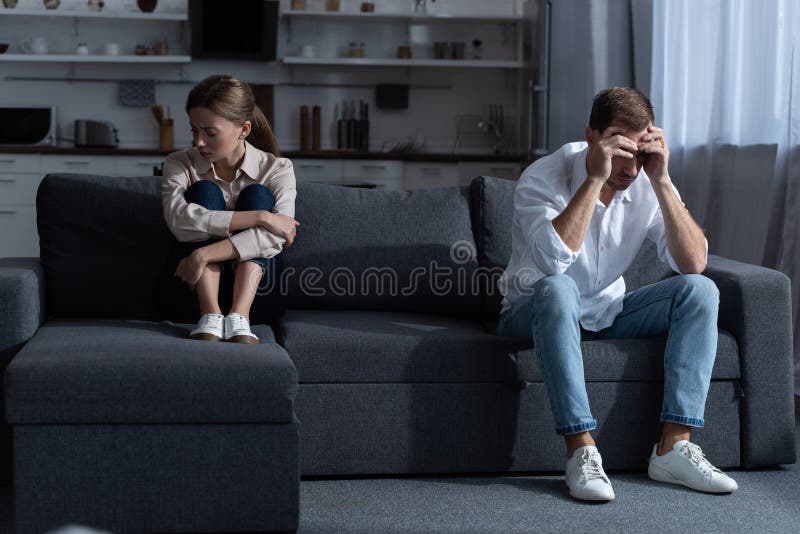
1,408,799,534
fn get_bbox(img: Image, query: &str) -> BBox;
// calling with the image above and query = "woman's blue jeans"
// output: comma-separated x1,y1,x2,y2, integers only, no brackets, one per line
180,180,280,279
497,273,719,436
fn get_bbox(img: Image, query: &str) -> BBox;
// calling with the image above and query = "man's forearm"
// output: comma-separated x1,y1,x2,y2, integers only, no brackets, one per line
653,181,707,273
552,177,605,252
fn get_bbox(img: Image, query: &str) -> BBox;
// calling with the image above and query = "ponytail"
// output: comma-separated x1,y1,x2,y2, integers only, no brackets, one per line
249,105,280,156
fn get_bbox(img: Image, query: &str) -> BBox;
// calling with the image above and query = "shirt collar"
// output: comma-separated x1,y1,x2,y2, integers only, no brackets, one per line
571,145,633,204
190,140,261,180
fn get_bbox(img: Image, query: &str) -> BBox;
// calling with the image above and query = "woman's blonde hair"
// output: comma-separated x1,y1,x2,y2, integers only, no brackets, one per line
186,74,279,156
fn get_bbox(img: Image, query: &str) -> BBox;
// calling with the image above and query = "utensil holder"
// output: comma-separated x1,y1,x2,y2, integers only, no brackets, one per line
159,119,174,151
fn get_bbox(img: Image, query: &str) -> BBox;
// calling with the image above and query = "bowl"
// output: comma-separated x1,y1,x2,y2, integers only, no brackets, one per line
0,44,9,54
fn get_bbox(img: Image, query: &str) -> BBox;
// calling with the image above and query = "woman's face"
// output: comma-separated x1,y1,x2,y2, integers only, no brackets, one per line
188,106,250,162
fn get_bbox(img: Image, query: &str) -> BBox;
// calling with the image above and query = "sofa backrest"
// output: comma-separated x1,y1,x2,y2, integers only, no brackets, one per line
469,176,675,320
37,173,172,320
282,182,481,315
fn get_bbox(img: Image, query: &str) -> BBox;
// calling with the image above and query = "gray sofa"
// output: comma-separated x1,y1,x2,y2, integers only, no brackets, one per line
0,173,796,533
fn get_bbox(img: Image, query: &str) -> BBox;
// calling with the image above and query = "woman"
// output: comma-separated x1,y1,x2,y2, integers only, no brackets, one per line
162,74,298,344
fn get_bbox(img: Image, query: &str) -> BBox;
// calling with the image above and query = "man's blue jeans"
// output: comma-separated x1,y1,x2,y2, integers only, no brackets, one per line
179,180,280,279
497,274,719,436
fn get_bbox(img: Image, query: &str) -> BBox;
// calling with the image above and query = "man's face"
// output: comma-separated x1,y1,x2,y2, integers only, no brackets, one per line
589,121,651,191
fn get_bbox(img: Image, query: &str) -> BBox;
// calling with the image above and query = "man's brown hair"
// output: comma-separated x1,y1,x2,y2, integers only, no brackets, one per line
589,87,654,133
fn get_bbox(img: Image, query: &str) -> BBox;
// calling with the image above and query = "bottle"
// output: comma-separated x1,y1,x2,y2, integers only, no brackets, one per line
312,105,321,152
299,105,309,152
360,102,370,152
336,101,344,150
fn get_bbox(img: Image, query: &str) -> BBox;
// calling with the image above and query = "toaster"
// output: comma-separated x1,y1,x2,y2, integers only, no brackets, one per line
75,120,119,148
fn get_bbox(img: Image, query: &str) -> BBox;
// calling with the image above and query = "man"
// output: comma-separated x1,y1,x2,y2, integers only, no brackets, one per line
497,87,737,501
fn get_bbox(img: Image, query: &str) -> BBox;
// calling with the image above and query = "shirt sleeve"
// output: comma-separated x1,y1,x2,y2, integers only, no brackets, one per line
228,159,297,261
515,171,580,275
645,183,709,274
161,153,233,242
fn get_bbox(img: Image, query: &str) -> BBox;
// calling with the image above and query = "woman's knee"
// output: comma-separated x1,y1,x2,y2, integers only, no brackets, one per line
184,180,225,210
236,183,275,211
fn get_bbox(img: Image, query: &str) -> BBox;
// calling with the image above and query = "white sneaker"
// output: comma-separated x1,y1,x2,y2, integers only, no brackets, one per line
565,445,616,501
648,440,738,493
224,313,259,344
189,313,225,341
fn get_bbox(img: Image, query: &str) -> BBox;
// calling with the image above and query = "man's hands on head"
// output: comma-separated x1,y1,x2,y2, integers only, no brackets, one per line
585,126,638,183
638,125,670,185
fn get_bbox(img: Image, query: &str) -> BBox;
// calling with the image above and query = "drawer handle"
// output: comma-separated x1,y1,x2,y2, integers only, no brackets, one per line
0,178,16,183
136,161,157,166
64,161,91,165
0,159,16,164
362,165,387,170
299,164,325,169
421,168,442,175
0,209,18,214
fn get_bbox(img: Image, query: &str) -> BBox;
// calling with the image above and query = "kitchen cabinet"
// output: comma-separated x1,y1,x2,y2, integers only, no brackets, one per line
293,159,345,184
114,156,169,176
0,155,42,257
458,162,521,183
343,160,403,189
403,163,459,190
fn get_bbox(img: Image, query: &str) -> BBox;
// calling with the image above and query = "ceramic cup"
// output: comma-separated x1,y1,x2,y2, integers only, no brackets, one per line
300,44,315,58
21,37,48,55
104,42,120,56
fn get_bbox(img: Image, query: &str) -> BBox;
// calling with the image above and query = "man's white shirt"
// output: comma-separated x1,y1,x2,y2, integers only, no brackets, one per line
498,142,708,331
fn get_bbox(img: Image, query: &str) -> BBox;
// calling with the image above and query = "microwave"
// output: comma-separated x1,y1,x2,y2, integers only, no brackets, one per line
0,105,57,146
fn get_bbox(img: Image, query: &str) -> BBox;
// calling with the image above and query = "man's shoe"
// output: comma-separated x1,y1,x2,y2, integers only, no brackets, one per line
565,445,616,501
648,440,738,493
224,313,260,344
189,313,225,341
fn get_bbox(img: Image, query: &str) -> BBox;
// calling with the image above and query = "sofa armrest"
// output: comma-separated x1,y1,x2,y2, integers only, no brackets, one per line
704,254,796,467
0,258,46,359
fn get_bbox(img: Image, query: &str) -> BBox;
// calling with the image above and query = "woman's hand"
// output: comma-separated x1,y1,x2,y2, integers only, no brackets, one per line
260,211,300,247
174,249,208,289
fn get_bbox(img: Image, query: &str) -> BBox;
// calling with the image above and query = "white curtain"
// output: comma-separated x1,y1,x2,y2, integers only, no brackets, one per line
642,0,800,395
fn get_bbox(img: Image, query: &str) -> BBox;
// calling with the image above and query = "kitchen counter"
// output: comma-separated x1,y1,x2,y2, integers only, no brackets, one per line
0,146,530,163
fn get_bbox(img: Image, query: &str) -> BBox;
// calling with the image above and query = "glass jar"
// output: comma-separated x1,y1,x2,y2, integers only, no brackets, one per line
348,42,365,58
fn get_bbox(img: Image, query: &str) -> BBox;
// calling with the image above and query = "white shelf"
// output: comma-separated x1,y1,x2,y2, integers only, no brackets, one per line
283,56,523,68
0,54,191,63
281,10,522,22
0,8,187,20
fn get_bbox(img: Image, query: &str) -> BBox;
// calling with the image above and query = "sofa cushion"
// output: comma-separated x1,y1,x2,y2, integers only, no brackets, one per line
513,329,740,382
4,319,297,424
36,173,285,326
470,176,675,319
37,174,171,320
281,183,481,316
279,310,740,383
281,310,523,383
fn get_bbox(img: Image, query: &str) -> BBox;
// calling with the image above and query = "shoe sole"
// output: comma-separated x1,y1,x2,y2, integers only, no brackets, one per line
226,335,259,344
568,490,615,501
190,333,222,342
648,463,736,493
566,481,615,501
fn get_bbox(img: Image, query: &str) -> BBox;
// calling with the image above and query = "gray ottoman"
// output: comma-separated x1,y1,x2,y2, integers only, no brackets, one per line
5,318,299,534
